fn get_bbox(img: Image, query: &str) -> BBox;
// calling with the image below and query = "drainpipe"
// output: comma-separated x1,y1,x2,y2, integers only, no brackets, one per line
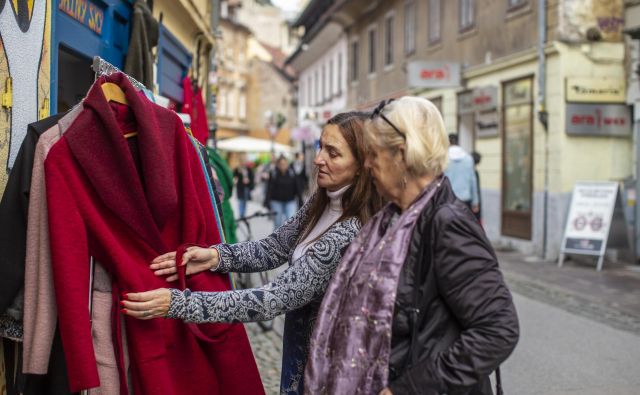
538,0,549,259
208,0,221,145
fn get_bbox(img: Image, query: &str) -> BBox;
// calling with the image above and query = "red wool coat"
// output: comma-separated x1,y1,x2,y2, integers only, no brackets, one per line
44,73,263,394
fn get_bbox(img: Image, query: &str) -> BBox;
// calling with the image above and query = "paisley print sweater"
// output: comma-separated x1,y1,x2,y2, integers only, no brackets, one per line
168,200,361,394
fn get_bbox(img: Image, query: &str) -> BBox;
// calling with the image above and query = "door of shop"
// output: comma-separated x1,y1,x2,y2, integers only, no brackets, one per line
457,91,475,153
501,77,533,239
52,0,133,113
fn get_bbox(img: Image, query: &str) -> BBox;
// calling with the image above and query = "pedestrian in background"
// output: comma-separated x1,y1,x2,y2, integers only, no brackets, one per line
291,151,308,208
444,133,479,217
121,111,384,395
233,155,254,218
471,150,482,223
306,97,519,395
267,156,301,229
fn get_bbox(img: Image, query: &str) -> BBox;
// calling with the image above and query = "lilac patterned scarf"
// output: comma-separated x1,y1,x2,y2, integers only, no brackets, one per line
305,179,441,394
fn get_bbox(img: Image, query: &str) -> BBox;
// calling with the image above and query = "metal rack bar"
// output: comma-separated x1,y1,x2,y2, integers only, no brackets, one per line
91,56,147,90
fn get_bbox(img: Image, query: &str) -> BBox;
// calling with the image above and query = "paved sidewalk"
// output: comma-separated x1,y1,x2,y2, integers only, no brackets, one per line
245,323,283,395
497,251,640,335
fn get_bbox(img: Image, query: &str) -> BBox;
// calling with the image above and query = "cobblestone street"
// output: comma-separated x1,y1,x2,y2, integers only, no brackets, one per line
245,323,283,395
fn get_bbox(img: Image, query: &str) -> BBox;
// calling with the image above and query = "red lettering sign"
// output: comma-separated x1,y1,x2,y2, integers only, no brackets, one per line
420,66,450,81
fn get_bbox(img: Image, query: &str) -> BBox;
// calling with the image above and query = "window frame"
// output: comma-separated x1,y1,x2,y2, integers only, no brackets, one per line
368,24,377,75
384,11,395,68
404,0,416,56
507,0,528,12
337,52,343,94
351,40,359,83
428,0,442,45
459,0,475,33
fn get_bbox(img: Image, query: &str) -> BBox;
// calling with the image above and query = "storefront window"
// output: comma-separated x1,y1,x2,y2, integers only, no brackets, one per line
502,77,533,239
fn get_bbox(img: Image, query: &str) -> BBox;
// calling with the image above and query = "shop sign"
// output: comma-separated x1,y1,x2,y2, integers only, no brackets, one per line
457,91,474,115
559,182,629,271
472,86,498,112
566,103,631,136
58,0,104,36
407,61,461,88
504,79,532,106
566,77,626,103
475,110,499,138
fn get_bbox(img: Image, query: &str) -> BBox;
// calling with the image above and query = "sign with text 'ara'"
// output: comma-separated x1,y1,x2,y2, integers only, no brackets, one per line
407,61,461,89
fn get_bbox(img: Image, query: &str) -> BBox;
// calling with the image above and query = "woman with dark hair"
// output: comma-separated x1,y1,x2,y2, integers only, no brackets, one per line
122,111,384,394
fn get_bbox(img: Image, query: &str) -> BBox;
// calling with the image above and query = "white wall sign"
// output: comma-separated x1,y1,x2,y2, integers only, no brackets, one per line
566,77,626,103
407,61,461,88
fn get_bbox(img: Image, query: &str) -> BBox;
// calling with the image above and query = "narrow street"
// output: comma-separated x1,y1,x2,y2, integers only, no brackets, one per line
239,200,640,395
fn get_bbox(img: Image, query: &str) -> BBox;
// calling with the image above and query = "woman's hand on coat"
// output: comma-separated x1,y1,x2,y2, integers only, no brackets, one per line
122,289,171,320
150,246,220,282
378,388,393,395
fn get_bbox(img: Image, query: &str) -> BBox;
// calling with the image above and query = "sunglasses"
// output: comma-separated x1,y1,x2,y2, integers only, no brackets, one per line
370,99,405,141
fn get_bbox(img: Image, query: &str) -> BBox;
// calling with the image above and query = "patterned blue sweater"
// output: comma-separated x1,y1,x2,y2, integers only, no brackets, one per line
168,201,361,394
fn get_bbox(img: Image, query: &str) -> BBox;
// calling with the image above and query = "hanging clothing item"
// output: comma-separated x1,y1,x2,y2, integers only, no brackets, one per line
182,77,209,144
123,0,159,89
207,148,238,244
44,73,262,394
0,113,65,336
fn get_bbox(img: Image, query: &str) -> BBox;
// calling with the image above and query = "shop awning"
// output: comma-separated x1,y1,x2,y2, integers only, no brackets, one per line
216,136,294,154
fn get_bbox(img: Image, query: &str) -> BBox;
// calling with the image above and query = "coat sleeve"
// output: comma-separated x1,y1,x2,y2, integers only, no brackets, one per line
168,218,360,323
390,206,519,395
45,153,100,391
0,128,39,313
215,197,312,273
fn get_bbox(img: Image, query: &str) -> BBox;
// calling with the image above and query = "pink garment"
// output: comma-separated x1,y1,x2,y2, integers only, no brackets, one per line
23,106,126,394
181,77,209,144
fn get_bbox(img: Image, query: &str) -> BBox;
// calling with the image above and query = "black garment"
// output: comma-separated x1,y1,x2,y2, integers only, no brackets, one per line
266,167,300,204
3,330,76,395
0,113,64,315
124,0,159,89
233,167,254,199
388,178,519,395
290,161,308,207
0,113,75,395
474,169,482,222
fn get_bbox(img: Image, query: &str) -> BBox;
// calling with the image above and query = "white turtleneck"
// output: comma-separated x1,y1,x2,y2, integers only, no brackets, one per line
292,184,350,262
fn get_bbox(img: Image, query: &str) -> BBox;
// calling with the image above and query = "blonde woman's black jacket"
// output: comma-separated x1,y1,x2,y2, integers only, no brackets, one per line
388,178,519,395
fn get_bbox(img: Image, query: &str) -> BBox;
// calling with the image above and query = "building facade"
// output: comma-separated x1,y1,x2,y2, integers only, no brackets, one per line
287,0,349,135
289,0,634,261
246,39,297,146
216,15,252,139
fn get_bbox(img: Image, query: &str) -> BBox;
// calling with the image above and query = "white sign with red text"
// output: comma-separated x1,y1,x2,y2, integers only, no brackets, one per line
565,103,631,136
407,61,461,88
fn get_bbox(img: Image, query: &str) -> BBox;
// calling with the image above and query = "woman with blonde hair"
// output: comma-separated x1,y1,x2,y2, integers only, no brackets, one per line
305,96,519,395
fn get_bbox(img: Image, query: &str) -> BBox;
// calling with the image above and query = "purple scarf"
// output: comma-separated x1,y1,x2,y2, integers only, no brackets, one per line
305,180,441,394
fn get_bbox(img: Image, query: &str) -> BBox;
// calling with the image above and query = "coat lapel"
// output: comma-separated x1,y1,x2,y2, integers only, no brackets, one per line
64,73,178,252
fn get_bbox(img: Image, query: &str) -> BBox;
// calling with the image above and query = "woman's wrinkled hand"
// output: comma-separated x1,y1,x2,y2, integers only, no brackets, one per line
150,246,220,282
121,289,172,320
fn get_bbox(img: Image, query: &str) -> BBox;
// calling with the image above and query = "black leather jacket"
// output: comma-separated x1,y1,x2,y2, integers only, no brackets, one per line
388,178,519,395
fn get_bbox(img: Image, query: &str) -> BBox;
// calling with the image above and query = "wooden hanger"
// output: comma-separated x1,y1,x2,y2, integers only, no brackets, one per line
101,82,128,105
101,82,138,138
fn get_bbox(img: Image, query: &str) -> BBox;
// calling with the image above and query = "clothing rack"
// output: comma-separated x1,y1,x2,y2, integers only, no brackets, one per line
82,58,146,395
91,56,146,90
